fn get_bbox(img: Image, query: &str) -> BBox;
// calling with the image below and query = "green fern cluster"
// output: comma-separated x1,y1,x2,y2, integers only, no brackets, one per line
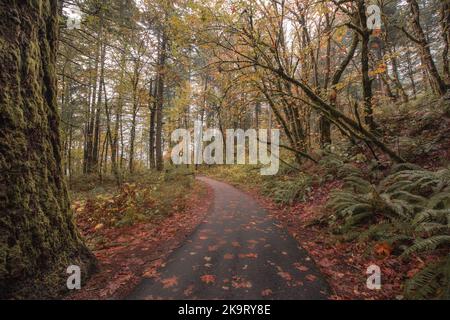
405,255,450,300
261,174,313,205
318,152,361,180
327,164,450,299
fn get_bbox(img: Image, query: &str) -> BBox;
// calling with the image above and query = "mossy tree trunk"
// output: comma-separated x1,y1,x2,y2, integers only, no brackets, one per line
0,0,95,298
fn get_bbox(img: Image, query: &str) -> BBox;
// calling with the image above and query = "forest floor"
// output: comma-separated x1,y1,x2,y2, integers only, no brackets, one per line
66,172,213,299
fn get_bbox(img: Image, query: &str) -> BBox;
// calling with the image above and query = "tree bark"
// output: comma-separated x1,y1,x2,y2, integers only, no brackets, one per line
155,32,167,172
129,59,141,174
149,79,157,169
0,0,95,298
441,1,450,84
320,31,359,147
406,0,448,96
357,0,377,132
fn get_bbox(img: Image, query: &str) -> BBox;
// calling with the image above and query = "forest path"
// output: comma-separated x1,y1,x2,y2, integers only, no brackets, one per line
127,176,330,299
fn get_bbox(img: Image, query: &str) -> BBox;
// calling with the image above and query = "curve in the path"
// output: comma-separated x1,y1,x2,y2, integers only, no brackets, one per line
127,176,330,300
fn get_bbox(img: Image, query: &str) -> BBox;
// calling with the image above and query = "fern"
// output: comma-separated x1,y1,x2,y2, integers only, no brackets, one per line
327,166,450,299
405,255,450,300
262,174,312,205
401,236,450,257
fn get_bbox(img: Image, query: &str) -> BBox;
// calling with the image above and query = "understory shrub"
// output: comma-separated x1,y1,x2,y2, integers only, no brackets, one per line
327,163,450,299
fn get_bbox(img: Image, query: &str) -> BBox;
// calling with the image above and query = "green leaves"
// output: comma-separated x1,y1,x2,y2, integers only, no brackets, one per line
327,165,450,299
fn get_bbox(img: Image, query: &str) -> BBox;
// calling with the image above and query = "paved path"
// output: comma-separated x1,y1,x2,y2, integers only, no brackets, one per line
127,177,330,300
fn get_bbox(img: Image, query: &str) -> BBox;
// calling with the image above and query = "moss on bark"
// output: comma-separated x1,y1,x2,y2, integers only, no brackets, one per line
0,0,96,299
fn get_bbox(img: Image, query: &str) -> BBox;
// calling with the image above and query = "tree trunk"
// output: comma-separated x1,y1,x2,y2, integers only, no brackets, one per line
92,36,106,174
0,0,95,298
149,79,156,169
405,48,417,98
389,45,409,103
129,59,141,174
155,32,167,172
441,1,450,84
407,0,448,96
357,0,377,132
320,31,359,147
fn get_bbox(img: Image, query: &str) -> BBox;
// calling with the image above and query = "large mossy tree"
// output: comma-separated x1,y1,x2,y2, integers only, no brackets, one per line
0,0,95,298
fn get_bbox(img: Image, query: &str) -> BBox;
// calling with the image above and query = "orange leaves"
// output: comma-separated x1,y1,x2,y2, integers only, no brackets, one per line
374,242,392,258
231,276,252,289
293,262,309,272
161,276,178,288
231,241,241,248
305,274,317,282
201,274,216,284
224,253,234,260
318,258,334,268
277,271,293,281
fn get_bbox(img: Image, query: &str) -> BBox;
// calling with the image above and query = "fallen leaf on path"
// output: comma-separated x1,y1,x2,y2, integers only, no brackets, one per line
306,274,317,282
231,241,241,247
277,271,293,281
261,289,273,296
231,277,252,289
200,274,216,284
293,262,309,272
183,285,194,296
224,253,234,260
238,253,258,259
161,276,178,288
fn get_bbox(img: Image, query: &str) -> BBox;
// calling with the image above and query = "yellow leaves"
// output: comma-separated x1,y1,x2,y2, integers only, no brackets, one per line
369,63,387,77
238,253,258,259
94,223,104,231
334,26,348,44
334,81,347,91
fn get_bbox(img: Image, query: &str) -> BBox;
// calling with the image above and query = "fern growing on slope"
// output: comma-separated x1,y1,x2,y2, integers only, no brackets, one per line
404,255,450,300
261,174,313,205
326,163,450,299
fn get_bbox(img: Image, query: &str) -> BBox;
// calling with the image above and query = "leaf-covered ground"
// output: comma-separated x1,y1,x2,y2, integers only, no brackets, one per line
67,179,213,299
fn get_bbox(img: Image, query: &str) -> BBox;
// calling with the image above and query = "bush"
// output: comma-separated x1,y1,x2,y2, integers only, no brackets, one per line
261,174,312,205
327,165,450,299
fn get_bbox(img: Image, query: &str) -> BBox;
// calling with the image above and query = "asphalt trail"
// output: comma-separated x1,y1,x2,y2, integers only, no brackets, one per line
127,176,330,300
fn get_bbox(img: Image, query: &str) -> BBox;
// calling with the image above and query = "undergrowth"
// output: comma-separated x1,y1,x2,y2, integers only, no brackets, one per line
70,167,195,231
322,153,450,300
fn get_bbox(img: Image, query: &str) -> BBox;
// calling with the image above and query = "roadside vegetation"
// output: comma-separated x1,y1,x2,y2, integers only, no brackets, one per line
201,98,450,300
